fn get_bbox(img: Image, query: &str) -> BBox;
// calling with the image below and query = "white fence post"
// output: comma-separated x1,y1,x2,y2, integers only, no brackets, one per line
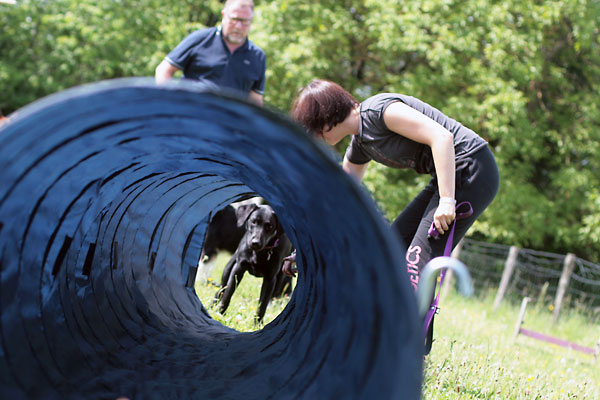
553,253,577,324
493,245,520,310
513,297,530,340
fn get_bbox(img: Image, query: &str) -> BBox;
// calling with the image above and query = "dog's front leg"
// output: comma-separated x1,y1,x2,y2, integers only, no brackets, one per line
219,255,236,290
256,277,277,324
217,264,245,315
213,256,236,307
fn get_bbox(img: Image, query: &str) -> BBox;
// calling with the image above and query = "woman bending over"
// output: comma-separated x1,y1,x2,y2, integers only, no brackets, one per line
289,79,499,290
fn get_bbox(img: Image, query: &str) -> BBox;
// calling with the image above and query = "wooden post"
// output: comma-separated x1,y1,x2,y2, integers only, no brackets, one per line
513,297,530,340
536,281,549,306
553,253,577,324
493,245,519,310
440,239,463,301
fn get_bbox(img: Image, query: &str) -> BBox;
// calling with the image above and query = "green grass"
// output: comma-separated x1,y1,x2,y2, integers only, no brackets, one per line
195,255,599,399
423,291,599,399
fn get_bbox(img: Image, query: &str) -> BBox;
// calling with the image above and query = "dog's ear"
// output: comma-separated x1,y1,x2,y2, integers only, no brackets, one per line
236,203,258,227
273,213,283,236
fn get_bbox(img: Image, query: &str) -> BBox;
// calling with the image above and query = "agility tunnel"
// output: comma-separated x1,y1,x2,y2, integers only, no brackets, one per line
0,79,422,399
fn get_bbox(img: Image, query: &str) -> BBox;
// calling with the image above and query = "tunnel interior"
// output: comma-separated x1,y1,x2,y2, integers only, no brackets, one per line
0,79,422,399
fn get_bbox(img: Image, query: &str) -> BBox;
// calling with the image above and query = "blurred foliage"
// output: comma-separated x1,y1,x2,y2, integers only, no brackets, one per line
1,0,599,261
0,0,222,109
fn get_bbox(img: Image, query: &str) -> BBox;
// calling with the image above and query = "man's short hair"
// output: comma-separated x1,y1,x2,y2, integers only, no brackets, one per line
224,0,254,11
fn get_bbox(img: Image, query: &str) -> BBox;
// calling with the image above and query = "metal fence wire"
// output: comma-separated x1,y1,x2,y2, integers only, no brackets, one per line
511,249,563,300
457,238,600,312
459,239,508,290
571,258,600,306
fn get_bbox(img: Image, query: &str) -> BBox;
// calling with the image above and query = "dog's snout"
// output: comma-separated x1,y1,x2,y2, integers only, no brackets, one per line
250,241,261,250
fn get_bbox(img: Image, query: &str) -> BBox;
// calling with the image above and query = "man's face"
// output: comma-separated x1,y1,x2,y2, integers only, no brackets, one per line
222,3,253,45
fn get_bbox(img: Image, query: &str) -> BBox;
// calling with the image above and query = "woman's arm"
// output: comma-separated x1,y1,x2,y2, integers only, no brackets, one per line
383,101,456,233
342,157,369,181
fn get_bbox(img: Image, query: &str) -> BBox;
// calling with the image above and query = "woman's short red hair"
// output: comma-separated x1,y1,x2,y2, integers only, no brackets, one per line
291,79,358,136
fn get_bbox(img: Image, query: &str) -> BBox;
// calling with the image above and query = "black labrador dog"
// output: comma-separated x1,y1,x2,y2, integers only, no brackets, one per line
214,203,292,323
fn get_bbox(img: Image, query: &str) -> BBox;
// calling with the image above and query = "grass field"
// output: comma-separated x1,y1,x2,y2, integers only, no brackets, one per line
195,253,599,399
422,292,599,399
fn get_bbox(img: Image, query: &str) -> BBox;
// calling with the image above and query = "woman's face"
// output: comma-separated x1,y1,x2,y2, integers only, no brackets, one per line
320,124,345,146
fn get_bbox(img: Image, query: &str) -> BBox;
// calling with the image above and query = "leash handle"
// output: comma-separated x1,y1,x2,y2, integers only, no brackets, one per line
427,201,474,240
422,201,473,338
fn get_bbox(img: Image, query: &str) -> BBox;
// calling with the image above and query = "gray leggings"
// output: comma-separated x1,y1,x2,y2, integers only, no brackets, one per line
391,146,499,291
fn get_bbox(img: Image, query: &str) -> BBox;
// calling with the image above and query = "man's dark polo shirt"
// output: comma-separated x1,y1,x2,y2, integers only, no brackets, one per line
166,26,266,96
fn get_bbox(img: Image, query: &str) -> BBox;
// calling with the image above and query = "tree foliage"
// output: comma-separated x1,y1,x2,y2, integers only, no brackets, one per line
0,0,221,110
1,0,599,261
256,0,600,261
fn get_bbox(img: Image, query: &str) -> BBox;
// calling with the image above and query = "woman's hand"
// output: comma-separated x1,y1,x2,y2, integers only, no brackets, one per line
433,198,456,235
282,251,297,277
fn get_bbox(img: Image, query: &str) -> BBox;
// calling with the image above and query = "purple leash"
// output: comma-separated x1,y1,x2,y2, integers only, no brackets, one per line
423,201,473,339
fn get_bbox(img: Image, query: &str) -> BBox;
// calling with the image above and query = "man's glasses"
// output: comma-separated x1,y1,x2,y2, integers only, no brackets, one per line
227,16,252,27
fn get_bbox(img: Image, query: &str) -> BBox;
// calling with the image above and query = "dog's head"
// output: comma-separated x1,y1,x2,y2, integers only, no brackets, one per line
236,204,282,251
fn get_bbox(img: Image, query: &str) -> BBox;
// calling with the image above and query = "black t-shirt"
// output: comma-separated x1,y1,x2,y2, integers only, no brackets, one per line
345,94,487,174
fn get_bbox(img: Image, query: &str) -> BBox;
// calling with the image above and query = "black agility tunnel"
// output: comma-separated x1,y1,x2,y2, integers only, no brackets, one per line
0,79,422,399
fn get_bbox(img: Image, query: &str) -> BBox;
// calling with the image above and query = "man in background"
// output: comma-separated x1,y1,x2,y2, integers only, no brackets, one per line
155,0,266,106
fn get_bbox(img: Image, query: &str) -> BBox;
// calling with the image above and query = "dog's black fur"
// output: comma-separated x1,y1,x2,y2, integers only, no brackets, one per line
200,205,246,265
215,203,292,323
